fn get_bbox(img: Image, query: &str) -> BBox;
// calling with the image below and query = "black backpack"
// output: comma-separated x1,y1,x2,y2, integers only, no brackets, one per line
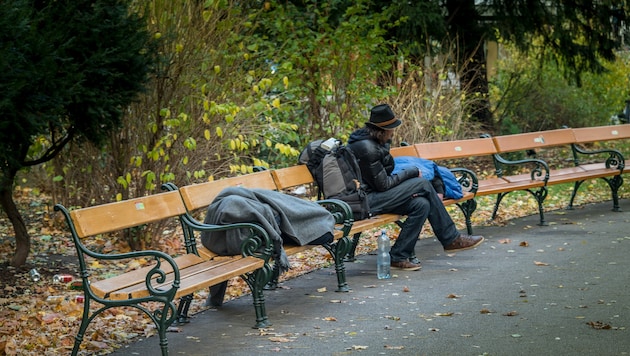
298,139,370,220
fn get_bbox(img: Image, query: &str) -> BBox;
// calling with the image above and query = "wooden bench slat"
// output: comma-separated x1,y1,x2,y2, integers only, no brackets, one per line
476,177,545,196
389,145,418,157
443,191,475,205
414,137,497,160
491,128,575,153
571,125,630,143
348,214,402,235
107,256,265,300
196,245,220,260
178,171,277,211
90,254,204,299
547,168,622,185
271,165,314,190
172,257,265,299
70,191,187,238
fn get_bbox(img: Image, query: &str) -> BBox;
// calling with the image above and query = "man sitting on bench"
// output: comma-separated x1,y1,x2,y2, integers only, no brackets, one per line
347,104,484,271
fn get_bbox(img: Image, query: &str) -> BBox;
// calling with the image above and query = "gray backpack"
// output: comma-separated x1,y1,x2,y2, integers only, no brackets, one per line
299,139,370,220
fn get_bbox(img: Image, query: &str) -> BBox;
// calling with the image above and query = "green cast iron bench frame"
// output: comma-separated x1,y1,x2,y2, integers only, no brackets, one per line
54,190,274,356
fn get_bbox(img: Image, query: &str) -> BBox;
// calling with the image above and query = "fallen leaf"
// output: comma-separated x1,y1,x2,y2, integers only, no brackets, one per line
323,316,337,321
586,321,614,330
435,312,454,317
519,241,529,247
352,345,369,350
446,293,460,299
498,238,511,244
402,286,410,292
480,308,493,314
534,261,549,266
269,337,292,342
503,311,519,316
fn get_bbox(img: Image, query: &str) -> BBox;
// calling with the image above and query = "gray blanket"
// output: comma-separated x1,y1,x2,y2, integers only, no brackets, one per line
200,187,336,273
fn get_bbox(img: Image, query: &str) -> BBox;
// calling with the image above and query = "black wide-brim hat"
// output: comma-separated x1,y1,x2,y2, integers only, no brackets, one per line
366,104,402,130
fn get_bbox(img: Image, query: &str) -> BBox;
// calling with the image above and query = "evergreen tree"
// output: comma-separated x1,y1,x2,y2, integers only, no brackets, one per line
0,0,157,267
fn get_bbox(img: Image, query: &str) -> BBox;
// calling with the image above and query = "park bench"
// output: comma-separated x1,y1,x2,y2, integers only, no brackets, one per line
489,127,625,222
413,127,625,226
270,147,479,262
412,137,550,225
162,170,354,293
54,190,275,356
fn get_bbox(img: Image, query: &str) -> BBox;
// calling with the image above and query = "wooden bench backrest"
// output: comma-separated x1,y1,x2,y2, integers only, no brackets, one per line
178,170,277,211
390,145,418,158
69,190,187,238
271,165,314,190
413,137,497,160
571,125,630,144
492,128,576,153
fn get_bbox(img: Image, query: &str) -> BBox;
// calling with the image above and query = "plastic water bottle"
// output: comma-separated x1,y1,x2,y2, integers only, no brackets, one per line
377,229,391,279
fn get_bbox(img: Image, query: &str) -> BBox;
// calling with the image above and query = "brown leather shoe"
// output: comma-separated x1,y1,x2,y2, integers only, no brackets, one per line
444,234,484,252
391,260,422,271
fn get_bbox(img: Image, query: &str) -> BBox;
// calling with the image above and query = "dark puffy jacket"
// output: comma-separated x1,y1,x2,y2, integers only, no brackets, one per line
347,128,418,192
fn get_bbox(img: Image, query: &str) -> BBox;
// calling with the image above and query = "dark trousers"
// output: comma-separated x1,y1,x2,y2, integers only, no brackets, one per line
367,177,460,262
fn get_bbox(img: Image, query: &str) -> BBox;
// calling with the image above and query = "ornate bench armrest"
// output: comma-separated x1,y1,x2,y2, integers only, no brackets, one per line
492,154,550,183
448,167,479,195
315,198,354,237
571,145,625,171
54,203,182,301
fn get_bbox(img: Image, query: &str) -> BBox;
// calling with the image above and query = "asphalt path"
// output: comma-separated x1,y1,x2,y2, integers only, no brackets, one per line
111,200,630,356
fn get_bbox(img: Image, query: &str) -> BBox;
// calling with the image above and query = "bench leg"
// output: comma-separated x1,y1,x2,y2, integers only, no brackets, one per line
493,188,548,226
344,232,362,262
322,237,352,292
263,261,281,290
243,264,273,328
566,180,584,210
457,199,477,235
155,301,178,356
529,187,548,226
490,193,507,221
608,175,623,212
71,298,93,356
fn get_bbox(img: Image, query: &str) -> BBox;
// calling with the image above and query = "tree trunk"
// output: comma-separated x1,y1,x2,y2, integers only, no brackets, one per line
461,47,494,131
0,170,30,267
446,0,495,131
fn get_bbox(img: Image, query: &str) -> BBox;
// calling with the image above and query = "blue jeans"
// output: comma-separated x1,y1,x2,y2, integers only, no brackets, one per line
367,177,460,262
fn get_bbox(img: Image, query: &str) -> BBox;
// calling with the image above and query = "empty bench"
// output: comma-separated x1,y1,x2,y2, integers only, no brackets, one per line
55,190,274,356
489,127,625,222
410,126,626,226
